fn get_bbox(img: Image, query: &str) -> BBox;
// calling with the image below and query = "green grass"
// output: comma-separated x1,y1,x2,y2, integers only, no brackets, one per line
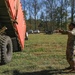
0,33,75,75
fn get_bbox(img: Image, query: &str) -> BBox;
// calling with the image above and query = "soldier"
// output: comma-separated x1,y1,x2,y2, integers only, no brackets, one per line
59,22,75,71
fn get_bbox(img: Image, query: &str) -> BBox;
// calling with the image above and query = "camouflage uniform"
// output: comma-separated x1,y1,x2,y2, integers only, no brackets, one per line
63,28,75,68
66,28,75,68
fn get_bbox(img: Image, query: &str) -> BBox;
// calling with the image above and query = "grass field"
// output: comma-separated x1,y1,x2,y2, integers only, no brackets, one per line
0,33,75,75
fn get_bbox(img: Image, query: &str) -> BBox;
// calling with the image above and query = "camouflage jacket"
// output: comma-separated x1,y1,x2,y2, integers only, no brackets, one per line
61,28,75,50
67,28,75,50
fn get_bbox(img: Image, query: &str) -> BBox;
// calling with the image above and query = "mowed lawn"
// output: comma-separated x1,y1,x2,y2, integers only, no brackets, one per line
0,33,75,75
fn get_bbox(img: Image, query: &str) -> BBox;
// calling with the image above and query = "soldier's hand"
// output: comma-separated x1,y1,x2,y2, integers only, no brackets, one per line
59,29,64,33
53,30,59,33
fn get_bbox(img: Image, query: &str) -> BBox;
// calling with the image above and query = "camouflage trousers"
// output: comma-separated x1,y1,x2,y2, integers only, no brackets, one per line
66,49,75,68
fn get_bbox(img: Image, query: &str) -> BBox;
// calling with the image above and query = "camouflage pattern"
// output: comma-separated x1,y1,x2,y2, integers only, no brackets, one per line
63,28,75,68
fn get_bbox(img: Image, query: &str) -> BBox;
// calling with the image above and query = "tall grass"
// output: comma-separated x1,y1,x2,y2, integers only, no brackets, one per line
0,33,75,75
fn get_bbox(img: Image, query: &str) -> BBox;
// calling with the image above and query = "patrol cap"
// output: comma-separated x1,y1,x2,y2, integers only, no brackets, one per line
69,22,75,27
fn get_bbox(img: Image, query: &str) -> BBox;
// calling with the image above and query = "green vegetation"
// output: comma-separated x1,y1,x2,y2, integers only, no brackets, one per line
22,0,75,31
0,33,75,75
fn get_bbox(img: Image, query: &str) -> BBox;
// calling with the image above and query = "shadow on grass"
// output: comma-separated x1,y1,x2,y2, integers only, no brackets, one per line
2,66,75,75
12,68,75,75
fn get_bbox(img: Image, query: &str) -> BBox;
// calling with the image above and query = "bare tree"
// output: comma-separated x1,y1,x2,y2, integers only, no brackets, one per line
43,0,58,31
26,0,33,29
32,0,41,30
71,0,75,22
21,0,72,31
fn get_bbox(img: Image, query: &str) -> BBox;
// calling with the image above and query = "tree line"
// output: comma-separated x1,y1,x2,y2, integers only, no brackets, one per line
21,0,75,32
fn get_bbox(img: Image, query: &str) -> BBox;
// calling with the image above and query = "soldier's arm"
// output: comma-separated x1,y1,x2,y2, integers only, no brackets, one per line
59,30,68,34
59,28,75,35
70,29,75,35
